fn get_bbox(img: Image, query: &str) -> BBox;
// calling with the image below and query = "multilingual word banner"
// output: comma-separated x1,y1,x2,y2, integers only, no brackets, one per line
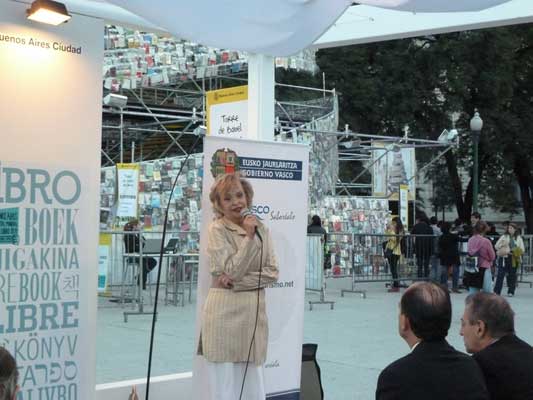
1,2,102,399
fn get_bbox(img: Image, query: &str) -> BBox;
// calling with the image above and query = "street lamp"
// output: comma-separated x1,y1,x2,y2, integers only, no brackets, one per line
470,109,483,213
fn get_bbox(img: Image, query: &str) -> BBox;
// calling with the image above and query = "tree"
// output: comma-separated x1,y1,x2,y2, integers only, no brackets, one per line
426,161,455,218
316,24,533,231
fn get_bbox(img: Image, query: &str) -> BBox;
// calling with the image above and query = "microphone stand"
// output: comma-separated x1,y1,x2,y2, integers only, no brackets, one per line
145,134,202,400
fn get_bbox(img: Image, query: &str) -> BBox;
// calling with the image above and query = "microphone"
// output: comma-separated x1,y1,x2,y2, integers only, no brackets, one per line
240,208,262,242
240,208,254,219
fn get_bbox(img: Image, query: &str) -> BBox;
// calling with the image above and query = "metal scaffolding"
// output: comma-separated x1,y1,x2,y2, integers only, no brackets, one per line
275,125,459,197
101,75,338,167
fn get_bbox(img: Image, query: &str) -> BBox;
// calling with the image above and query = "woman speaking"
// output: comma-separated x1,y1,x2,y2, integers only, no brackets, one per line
198,173,279,400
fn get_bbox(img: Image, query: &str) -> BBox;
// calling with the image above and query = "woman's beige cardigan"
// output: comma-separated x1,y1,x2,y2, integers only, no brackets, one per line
198,218,279,365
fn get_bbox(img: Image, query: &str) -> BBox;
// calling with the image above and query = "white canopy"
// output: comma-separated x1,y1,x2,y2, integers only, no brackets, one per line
57,0,518,56
355,0,512,13
102,0,352,56
316,0,533,48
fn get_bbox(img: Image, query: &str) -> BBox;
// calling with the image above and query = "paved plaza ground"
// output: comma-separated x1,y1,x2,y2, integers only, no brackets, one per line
96,277,533,399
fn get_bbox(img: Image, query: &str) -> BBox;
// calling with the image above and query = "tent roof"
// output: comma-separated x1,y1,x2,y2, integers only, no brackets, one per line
315,0,533,49
58,0,532,51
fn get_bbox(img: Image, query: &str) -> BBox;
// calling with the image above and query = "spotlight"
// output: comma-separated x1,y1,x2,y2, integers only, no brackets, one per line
274,116,281,133
193,125,207,136
386,143,401,152
103,94,128,108
438,129,459,143
342,135,361,149
447,129,459,141
27,0,71,26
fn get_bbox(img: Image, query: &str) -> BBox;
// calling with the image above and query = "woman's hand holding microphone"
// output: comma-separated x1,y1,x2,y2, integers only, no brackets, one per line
241,208,258,240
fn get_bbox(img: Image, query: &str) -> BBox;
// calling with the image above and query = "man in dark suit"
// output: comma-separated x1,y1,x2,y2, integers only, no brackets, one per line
460,292,533,400
376,282,489,400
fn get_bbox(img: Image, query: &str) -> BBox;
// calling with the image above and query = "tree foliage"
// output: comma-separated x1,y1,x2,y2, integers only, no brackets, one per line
315,24,533,231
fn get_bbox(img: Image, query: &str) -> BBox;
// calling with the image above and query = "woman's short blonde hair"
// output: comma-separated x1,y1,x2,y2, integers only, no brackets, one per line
209,173,254,218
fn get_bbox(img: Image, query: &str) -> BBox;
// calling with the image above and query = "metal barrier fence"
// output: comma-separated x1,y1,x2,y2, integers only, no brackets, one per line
334,233,437,296
100,231,533,317
99,230,199,321
306,234,335,310
331,232,533,296
518,235,533,287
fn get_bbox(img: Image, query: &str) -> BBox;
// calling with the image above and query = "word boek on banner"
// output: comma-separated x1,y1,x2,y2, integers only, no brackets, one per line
193,136,309,399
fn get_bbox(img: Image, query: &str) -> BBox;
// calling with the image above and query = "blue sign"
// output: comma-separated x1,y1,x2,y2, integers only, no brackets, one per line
0,207,19,245
239,157,303,181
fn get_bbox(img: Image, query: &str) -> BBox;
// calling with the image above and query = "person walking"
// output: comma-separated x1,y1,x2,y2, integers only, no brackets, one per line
123,219,157,291
307,215,329,270
494,223,525,297
307,215,327,238
486,222,500,247
465,221,495,294
471,212,482,227
385,217,404,293
438,222,462,293
411,215,434,278
429,216,442,282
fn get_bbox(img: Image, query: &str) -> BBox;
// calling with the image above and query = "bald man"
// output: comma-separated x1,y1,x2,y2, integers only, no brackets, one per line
376,282,488,400
461,293,533,400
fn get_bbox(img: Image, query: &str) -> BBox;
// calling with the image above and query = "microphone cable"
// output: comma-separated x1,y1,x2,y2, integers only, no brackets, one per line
239,219,264,400
145,133,202,400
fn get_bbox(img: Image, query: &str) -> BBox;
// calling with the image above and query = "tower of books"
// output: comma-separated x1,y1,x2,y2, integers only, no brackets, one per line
388,151,408,194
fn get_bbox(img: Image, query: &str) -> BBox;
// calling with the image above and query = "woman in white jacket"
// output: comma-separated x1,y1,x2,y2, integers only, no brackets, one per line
494,223,525,297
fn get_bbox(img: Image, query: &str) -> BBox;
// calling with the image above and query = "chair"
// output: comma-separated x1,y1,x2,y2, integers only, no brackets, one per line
300,343,324,400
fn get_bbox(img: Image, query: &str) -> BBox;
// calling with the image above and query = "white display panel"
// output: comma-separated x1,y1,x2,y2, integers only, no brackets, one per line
193,136,309,399
0,3,103,399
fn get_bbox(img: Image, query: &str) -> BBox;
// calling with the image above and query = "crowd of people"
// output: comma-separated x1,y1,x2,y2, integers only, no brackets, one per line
384,212,526,297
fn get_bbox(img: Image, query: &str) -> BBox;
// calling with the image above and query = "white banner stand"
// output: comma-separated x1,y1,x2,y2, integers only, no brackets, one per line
0,3,102,399
193,136,309,399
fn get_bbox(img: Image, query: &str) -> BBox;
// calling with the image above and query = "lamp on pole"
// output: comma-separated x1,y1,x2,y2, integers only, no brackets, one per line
470,109,483,213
